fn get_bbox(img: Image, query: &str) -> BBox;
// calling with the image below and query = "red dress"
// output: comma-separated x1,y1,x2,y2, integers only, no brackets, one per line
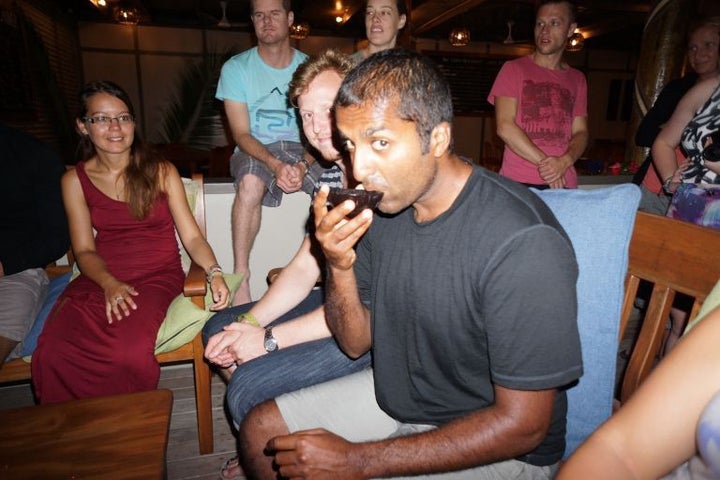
32,162,184,403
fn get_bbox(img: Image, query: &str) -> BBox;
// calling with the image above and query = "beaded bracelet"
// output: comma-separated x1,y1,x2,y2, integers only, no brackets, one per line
205,264,223,284
237,312,260,327
662,175,674,194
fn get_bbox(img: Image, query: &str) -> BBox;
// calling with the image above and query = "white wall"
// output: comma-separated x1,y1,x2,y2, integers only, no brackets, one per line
203,175,632,300
77,21,638,155
205,185,310,300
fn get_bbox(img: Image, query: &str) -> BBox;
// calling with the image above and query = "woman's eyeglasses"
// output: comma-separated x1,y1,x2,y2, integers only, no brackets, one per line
83,114,134,126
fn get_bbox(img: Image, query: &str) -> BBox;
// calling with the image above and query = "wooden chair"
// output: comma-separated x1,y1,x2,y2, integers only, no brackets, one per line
0,173,216,455
618,211,720,403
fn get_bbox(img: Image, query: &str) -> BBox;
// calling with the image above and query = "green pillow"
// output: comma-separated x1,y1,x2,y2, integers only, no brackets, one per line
684,277,720,334
154,273,243,354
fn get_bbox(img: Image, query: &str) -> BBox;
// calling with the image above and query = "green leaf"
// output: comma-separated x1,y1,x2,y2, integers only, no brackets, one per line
152,46,235,151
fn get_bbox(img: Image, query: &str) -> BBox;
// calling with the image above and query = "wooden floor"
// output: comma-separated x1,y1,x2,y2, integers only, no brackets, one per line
0,364,242,480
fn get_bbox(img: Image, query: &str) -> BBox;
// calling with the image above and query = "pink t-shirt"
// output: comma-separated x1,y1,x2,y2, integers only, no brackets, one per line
488,55,588,187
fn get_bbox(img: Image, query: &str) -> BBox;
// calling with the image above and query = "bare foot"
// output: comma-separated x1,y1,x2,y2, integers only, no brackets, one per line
232,281,252,306
220,456,245,479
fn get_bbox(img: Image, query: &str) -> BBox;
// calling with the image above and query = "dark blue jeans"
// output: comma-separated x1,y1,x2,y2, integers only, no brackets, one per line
201,289,372,426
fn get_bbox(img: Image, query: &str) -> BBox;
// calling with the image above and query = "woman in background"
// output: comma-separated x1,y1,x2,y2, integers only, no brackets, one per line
653,18,720,222
650,19,720,354
32,80,229,403
350,0,407,64
634,17,720,215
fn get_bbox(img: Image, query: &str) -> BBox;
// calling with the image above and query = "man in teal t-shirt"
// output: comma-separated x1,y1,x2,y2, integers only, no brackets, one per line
216,0,312,305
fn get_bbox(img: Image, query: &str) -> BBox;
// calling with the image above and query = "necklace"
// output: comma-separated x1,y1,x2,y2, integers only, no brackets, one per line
114,177,124,200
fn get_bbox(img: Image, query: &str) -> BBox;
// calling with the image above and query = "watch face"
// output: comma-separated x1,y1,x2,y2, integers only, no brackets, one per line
264,338,278,352
264,329,278,352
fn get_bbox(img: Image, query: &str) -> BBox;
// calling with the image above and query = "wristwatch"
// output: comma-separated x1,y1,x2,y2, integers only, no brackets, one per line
298,157,311,176
263,327,278,353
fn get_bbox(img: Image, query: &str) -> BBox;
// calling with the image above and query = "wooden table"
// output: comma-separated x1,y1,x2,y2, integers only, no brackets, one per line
0,389,173,479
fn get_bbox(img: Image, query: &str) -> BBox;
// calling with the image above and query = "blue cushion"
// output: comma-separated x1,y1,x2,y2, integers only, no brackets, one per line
533,184,641,459
20,271,72,357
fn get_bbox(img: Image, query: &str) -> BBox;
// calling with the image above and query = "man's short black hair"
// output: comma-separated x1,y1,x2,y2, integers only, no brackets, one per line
334,49,453,154
537,0,577,24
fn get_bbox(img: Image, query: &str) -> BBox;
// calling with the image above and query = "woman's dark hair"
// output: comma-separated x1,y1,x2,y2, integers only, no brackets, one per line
392,0,408,17
77,80,163,219
364,0,408,21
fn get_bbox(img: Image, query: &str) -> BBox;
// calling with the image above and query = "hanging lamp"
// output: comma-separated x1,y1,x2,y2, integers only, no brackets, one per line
566,28,584,52
449,27,470,47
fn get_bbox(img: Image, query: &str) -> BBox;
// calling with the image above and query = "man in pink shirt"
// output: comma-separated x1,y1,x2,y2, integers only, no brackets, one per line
488,0,588,189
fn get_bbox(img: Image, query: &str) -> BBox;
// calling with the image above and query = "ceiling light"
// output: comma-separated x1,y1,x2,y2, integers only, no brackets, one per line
113,2,140,25
335,7,349,25
88,0,108,8
217,1,230,28
449,27,470,47
567,28,584,52
290,22,310,40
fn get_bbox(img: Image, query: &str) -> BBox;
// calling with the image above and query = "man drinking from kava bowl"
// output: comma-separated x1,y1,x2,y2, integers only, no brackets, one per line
238,49,583,480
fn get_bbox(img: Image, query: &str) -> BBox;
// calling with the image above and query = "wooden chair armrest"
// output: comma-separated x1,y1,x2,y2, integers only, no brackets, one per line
45,250,75,279
184,261,207,303
267,267,284,285
45,264,72,279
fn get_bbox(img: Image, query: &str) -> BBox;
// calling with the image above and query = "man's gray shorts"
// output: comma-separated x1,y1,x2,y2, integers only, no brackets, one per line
230,140,329,207
275,369,558,480
0,268,48,361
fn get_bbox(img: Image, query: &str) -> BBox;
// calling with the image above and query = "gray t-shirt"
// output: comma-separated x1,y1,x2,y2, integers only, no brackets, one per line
354,166,583,464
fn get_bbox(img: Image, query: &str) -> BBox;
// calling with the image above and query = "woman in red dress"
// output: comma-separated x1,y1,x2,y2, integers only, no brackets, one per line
32,81,230,402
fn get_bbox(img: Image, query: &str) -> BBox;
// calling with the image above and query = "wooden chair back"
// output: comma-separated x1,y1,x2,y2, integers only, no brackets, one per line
619,211,720,403
155,173,214,453
0,173,215,454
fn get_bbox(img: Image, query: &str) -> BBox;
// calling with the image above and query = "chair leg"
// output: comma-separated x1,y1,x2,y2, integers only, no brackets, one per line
192,332,214,454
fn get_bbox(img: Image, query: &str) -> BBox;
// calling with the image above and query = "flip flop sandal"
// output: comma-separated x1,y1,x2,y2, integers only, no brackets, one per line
219,456,244,480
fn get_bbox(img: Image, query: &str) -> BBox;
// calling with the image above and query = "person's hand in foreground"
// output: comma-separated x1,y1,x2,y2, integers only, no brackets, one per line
268,428,364,480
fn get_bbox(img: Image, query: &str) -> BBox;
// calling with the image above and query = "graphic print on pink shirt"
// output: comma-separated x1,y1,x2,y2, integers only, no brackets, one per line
521,80,574,146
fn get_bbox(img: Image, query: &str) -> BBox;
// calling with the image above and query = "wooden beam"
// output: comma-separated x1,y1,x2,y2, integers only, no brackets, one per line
412,0,490,36
579,2,651,14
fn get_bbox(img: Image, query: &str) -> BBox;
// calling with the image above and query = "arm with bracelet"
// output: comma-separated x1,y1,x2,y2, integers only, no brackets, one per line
653,78,718,194
165,164,230,310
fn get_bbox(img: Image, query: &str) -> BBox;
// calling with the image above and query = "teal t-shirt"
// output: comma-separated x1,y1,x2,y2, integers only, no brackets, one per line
216,47,307,144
